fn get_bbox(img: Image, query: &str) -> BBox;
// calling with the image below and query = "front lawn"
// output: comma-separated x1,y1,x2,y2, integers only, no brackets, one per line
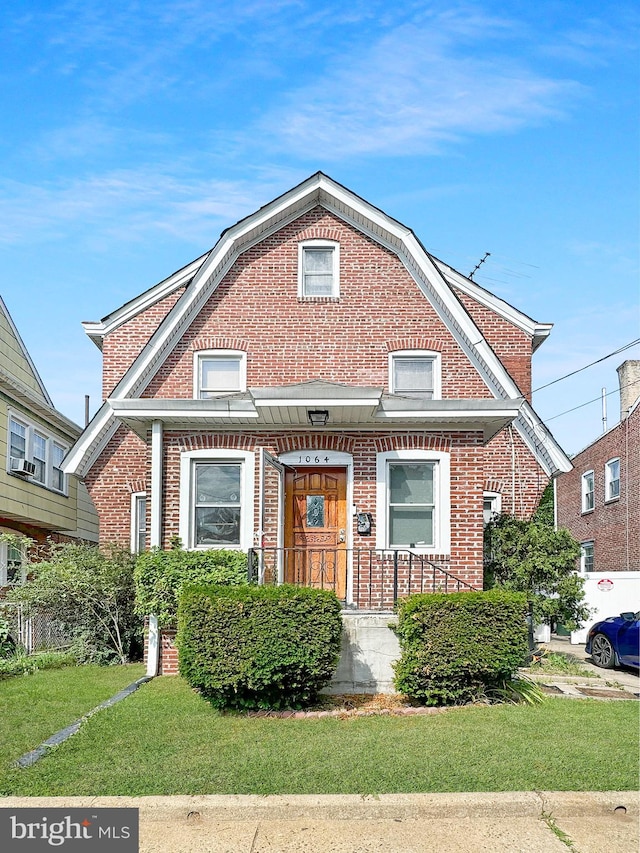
1,674,637,795
0,663,145,773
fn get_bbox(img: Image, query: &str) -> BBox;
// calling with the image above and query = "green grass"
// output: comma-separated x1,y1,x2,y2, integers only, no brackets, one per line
0,663,145,772
0,675,637,796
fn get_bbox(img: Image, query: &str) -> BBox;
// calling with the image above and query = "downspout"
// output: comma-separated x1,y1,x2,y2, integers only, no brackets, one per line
146,419,163,677
508,425,516,513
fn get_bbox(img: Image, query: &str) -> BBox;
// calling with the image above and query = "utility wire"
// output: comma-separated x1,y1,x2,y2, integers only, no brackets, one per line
533,339,640,393
543,378,640,423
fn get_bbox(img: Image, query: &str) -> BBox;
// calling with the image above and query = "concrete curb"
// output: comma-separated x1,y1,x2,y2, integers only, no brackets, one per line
1,792,637,820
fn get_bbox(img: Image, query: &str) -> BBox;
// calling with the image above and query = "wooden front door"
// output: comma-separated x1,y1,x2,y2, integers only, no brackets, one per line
284,467,347,599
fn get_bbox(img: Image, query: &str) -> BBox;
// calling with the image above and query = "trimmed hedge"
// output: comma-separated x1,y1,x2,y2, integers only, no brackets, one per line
394,590,529,706
177,584,343,710
134,547,247,628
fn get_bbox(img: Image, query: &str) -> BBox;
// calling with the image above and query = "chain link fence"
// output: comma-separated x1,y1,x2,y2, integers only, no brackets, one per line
1,603,73,654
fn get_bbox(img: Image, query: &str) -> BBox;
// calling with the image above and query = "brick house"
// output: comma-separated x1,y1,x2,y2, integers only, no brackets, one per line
556,360,639,642
63,173,571,675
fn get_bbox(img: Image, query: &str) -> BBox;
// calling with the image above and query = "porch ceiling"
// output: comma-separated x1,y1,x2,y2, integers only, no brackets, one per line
109,387,523,442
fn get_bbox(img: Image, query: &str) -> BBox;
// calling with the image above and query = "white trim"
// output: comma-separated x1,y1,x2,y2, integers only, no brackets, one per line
298,239,340,298
388,350,442,399
0,296,53,406
375,449,450,554
580,540,594,574
179,448,255,550
193,349,247,398
150,421,163,547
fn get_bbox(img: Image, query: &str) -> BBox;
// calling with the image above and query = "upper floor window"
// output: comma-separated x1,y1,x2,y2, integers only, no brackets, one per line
298,240,340,298
605,458,620,502
389,351,441,399
581,470,594,513
6,413,68,494
194,351,246,398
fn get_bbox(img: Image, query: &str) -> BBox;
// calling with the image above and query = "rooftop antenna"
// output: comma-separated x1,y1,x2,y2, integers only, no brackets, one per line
468,252,491,280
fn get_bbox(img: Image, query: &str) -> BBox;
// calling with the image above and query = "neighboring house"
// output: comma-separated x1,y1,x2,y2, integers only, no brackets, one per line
63,173,571,675
556,360,640,643
0,296,98,588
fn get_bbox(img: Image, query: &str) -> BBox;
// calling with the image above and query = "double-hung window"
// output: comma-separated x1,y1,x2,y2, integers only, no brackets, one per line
195,351,246,398
6,412,68,493
298,241,340,298
389,351,440,399
605,458,620,502
581,470,594,513
376,450,450,553
580,541,594,573
180,449,254,550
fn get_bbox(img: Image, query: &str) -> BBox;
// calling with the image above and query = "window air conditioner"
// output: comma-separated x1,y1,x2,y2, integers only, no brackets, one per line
10,458,36,476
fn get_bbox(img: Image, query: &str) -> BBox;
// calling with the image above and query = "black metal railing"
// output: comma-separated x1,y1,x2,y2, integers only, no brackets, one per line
247,547,475,610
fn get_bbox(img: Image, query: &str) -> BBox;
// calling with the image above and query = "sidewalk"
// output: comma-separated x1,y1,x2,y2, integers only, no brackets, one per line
540,636,640,693
2,792,639,852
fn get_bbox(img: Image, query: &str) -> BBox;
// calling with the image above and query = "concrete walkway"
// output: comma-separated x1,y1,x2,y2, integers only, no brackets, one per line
541,636,640,692
2,792,638,852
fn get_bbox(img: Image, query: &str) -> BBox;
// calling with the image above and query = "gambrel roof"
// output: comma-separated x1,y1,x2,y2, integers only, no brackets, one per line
64,172,571,477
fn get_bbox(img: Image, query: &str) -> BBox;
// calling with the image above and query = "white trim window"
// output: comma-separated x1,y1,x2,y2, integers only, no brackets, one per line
179,449,254,550
580,541,594,573
194,350,246,399
6,412,68,494
605,458,620,502
131,492,147,554
298,240,340,298
389,351,441,399
376,450,450,553
483,491,502,526
0,540,25,586
581,470,595,513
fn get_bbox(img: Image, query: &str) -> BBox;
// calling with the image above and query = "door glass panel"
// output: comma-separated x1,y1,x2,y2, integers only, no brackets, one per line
306,495,325,527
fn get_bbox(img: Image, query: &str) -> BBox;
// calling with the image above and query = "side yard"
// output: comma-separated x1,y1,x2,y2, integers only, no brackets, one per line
1,673,637,796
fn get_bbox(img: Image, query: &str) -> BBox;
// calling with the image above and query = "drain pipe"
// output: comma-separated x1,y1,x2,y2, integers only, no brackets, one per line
146,419,163,677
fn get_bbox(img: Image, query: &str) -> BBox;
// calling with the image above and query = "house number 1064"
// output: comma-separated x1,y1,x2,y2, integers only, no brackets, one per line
298,455,331,464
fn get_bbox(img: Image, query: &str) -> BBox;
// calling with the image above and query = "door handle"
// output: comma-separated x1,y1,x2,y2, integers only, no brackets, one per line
338,528,346,543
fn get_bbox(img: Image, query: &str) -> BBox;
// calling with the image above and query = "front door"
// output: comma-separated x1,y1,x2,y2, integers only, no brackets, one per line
284,467,347,599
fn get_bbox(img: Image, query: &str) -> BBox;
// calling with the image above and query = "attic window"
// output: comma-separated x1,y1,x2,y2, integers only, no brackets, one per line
389,351,441,399
195,351,246,398
298,241,340,298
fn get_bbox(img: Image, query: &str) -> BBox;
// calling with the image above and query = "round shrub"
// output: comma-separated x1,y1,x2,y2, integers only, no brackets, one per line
177,584,342,710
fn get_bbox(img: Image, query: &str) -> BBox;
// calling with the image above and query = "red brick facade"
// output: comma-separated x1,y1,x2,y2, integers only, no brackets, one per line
556,403,639,573
75,181,563,673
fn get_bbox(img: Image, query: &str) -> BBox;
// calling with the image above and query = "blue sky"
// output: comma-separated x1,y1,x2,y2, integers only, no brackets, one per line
1,0,638,456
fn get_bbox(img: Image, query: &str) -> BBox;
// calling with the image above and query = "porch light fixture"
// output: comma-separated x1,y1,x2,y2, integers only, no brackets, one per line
308,409,329,427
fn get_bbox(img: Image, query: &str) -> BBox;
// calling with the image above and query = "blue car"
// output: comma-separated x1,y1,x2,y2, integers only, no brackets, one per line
585,611,640,669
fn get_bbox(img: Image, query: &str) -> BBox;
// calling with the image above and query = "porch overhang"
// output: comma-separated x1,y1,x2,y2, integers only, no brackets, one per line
109,383,523,443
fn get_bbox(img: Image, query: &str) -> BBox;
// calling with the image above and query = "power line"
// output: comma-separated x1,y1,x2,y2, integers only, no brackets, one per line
543,378,640,423
533,339,640,393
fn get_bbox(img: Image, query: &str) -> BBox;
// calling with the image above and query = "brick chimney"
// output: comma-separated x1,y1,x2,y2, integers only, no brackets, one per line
616,359,640,419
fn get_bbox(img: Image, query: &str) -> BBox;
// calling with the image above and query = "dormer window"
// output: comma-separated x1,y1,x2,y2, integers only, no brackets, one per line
298,240,340,298
389,351,441,399
195,351,246,399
